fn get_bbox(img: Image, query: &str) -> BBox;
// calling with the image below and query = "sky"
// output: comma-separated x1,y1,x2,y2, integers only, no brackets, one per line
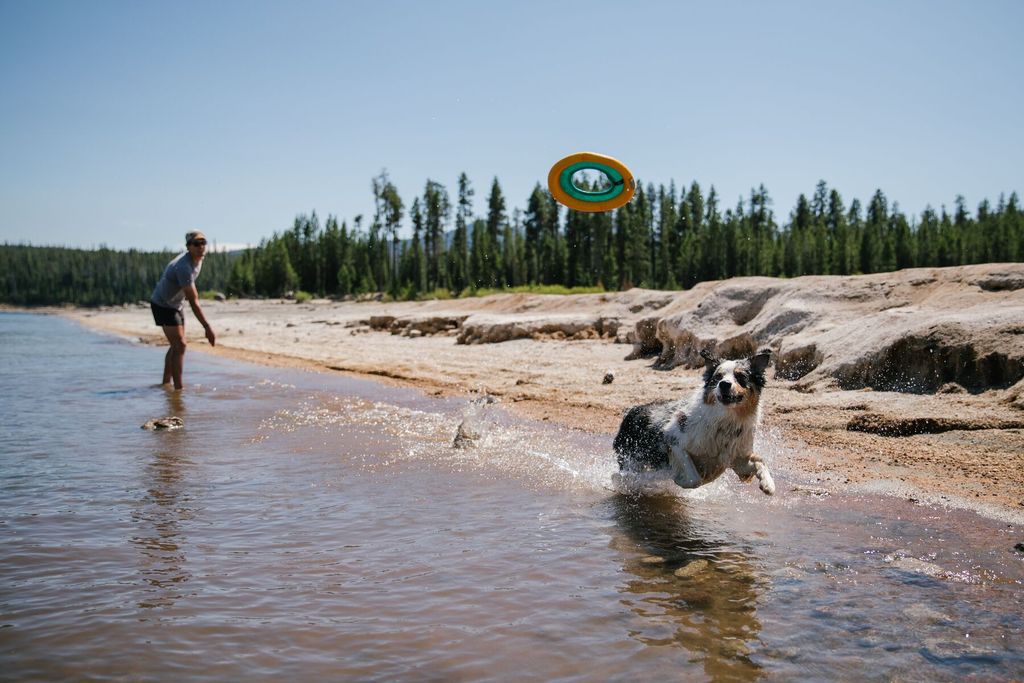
1,0,1022,252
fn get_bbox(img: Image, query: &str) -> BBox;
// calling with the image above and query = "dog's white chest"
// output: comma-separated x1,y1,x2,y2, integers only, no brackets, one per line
663,396,757,482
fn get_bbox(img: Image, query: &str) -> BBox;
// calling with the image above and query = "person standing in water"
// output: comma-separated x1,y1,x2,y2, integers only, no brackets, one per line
150,230,216,390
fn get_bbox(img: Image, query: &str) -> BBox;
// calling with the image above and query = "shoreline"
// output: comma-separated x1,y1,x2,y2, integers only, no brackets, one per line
45,292,1024,526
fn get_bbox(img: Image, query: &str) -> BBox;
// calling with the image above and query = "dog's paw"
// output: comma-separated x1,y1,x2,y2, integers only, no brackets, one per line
759,478,776,495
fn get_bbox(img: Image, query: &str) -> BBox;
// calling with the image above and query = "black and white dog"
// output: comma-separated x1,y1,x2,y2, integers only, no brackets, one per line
613,348,775,495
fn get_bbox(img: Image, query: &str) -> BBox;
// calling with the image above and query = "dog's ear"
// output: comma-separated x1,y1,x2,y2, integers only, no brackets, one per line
750,348,772,375
699,347,719,369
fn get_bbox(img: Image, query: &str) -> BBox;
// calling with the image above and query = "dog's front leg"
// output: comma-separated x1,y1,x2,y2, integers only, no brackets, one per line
671,450,703,488
733,454,775,495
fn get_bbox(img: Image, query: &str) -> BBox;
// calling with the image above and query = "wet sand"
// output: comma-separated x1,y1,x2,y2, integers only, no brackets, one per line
59,294,1024,523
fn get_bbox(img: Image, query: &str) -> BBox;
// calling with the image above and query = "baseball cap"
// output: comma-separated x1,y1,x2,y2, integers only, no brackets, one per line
185,230,207,244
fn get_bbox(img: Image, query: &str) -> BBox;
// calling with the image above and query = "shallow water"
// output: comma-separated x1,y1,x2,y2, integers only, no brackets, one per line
1,312,1022,681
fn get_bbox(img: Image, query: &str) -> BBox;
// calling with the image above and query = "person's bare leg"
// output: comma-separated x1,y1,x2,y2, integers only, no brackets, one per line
162,347,173,386
161,325,187,390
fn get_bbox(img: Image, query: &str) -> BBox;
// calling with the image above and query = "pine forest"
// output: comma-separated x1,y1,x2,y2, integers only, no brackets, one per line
3,172,1021,307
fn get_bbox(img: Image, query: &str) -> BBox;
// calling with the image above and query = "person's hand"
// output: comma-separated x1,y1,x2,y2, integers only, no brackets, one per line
205,326,216,347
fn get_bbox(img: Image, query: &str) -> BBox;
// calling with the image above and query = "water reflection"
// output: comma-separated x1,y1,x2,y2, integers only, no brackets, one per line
608,494,764,681
130,389,193,609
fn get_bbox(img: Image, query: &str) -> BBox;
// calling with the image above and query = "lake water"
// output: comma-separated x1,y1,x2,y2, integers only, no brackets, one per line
1,312,1022,681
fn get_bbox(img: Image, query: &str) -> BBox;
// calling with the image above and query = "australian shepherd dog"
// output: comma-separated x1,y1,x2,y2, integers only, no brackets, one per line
613,348,775,495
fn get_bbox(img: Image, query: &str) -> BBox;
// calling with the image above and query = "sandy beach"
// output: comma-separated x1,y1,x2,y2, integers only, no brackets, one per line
59,263,1024,523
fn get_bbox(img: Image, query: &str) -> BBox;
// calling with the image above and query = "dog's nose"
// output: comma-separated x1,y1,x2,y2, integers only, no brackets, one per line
719,380,732,394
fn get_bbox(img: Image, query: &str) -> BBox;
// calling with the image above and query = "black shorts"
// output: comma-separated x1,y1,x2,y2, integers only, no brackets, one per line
151,302,185,327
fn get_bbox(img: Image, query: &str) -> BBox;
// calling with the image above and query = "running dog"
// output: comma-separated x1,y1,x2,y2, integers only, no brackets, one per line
613,348,775,495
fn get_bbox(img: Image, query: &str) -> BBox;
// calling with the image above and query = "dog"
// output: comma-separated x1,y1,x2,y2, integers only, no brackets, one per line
613,348,775,495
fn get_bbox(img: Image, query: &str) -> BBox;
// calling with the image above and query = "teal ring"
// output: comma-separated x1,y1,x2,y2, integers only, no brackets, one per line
558,161,626,203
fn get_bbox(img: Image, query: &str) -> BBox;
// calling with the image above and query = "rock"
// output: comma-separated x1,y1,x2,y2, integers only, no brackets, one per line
847,413,1024,437
399,315,468,336
674,559,709,578
1014,542,1024,553
639,555,666,565
904,604,953,625
213,292,226,302
457,314,613,345
452,419,478,448
884,554,951,579
631,264,1024,394
141,416,184,430
625,317,663,359
602,371,614,384
368,315,396,330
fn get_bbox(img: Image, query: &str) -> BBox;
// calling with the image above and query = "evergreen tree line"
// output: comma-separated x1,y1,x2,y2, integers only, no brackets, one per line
0,245,233,306
2,174,1020,306
226,172,1023,299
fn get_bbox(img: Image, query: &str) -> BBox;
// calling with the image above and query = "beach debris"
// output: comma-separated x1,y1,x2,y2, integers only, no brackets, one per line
602,370,614,384
141,416,184,431
1014,542,1024,554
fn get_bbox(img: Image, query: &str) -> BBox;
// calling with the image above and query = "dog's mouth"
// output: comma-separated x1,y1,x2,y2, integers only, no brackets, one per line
718,392,744,405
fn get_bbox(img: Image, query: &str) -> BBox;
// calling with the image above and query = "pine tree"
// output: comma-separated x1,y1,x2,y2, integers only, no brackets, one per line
469,218,488,289
861,190,888,273
485,178,507,288
785,194,811,277
449,173,473,293
422,180,450,291
656,183,679,288
827,190,850,275
523,184,551,285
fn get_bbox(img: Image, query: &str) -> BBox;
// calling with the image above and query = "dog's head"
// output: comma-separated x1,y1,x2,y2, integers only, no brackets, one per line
700,347,771,410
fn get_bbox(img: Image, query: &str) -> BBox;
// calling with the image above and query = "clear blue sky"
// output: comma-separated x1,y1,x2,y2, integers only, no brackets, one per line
1,0,1021,251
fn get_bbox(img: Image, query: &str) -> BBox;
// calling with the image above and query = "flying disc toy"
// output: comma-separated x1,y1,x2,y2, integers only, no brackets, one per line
547,151,636,212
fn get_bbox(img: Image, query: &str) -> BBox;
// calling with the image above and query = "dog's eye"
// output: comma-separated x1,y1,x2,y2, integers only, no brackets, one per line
735,372,749,387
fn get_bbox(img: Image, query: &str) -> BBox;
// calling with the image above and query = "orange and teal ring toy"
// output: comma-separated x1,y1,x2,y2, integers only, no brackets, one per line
547,151,636,212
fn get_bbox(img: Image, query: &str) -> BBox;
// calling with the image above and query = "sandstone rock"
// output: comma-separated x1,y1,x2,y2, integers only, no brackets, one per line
847,413,1024,437
390,315,468,336
457,314,617,345
368,315,396,330
632,264,1024,394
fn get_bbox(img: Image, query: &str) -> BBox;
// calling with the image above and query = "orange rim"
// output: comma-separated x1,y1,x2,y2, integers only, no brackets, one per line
547,152,636,212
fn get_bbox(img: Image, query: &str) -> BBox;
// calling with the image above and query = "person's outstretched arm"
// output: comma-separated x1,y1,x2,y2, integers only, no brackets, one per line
184,283,216,347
